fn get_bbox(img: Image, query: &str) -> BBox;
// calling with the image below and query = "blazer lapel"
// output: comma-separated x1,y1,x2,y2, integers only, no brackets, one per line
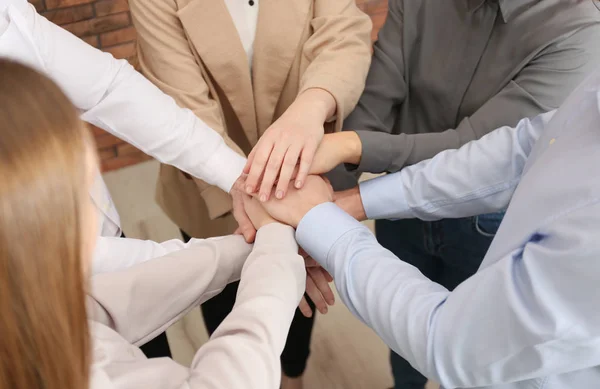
252,0,311,134
178,0,258,142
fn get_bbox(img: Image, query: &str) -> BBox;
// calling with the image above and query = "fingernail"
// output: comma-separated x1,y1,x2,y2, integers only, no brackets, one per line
276,190,284,199
245,185,253,194
295,180,302,188
321,307,328,314
260,193,267,202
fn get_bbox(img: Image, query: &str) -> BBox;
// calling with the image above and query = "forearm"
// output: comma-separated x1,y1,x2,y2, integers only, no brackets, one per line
358,111,554,221
188,224,305,388
10,2,244,193
87,235,252,345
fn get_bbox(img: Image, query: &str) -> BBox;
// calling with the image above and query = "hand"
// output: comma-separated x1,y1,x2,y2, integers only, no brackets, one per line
308,131,362,175
243,89,336,201
231,175,256,242
298,251,335,317
242,193,278,230
334,186,367,221
261,175,334,228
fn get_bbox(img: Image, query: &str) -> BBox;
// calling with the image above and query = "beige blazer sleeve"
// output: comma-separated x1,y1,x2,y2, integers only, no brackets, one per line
299,0,373,132
89,224,306,389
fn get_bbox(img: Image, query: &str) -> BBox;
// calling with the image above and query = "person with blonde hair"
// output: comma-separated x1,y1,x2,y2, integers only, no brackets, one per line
0,58,308,389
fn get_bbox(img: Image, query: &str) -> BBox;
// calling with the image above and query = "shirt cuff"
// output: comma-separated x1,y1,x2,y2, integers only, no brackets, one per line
296,203,363,265
203,142,247,193
354,131,396,173
254,223,298,253
359,173,414,220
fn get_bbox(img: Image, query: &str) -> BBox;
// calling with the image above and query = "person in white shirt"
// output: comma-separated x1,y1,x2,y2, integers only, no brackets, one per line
128,0,373,386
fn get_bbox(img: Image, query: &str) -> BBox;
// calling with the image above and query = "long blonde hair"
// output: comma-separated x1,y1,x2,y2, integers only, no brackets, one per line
0,60,93,389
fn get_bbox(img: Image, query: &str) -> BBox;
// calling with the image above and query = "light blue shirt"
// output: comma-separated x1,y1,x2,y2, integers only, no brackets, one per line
296,68,600,389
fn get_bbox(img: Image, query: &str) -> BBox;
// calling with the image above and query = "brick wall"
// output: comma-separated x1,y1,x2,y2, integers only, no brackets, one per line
28,0,388,172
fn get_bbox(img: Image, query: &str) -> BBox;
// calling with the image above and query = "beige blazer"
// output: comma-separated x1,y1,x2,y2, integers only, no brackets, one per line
88,224,305,389
129,0,372,238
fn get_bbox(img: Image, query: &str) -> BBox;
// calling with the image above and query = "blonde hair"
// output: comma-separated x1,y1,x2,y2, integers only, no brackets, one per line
0,60,93,389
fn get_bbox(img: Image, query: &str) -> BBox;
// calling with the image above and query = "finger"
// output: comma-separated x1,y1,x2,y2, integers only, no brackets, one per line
299,247,310,259
322,267,334,283
258,143,290,202
233,227,242,235
305,275,328,314
232,197,256,243
295,141,318,189
275,144,302,199
298,296,313,318
308,266,335,306
243,148,256,175
245,140,274,194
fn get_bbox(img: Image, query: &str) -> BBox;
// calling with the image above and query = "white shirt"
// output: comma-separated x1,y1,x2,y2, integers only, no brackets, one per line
223,0,259,68
0,0,246,237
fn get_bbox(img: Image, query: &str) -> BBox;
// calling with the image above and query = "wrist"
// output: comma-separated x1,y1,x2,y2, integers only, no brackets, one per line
335,187,366,221
290,202,328,228
298,88,336,122
341,131,362,165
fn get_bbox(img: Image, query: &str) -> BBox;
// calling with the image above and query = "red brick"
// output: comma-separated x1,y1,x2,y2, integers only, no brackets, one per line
94,0,129,17
98,146,117,161
100,26,136,47
95,132,124,149
81,35,99,48
116,142,142,157
103,42,136,59
366,0,388,14
90,124,107,137
42,4,93,25
28,0,46,12
101,153,152,172
62,12,130,37
46,0,94,10
370,10,387,41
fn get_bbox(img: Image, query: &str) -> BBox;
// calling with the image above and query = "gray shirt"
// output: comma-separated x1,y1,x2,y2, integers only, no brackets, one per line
341,0,600,176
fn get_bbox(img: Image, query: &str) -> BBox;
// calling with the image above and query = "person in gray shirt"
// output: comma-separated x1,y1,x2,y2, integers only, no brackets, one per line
324,1,600,388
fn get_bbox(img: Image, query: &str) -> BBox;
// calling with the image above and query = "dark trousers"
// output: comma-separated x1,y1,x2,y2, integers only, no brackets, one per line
181,230,315,377
119,232,172,359
376,214,503,389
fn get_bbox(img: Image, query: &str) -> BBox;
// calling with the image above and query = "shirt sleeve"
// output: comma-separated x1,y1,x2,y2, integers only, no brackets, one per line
296,202,600,388
92,236,221,274
351,23,600,174
89,224,306,389
341,0,406,135
2,0,244,192
359,110,554,221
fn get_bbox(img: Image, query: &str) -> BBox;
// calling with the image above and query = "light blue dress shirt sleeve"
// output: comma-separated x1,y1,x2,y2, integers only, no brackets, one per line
360,110,556,221
296,202,600,389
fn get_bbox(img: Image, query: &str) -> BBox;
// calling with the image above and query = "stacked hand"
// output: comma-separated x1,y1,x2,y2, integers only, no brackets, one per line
241,188,335,317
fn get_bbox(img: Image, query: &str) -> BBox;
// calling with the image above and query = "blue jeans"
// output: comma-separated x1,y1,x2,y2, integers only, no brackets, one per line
375,213,503,389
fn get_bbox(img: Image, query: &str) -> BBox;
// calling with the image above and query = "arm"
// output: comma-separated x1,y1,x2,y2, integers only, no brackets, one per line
296,202,600,388
0,0,244,193
346,110,555,221
87,234,252,346
352,24,600,174
244,0,372,199
92,235,215,274
91,224,306,389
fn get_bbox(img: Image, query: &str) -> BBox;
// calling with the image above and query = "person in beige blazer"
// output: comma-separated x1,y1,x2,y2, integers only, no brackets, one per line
128,1,372,386
0,59,308,389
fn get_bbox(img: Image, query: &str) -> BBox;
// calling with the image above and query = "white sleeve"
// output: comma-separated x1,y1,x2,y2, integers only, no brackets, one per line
0,0,244,192
92,236,213,274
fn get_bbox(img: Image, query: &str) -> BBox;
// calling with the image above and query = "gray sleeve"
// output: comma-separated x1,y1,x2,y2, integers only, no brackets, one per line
328,0,406,190
341,0,406,137
355,23,600,174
